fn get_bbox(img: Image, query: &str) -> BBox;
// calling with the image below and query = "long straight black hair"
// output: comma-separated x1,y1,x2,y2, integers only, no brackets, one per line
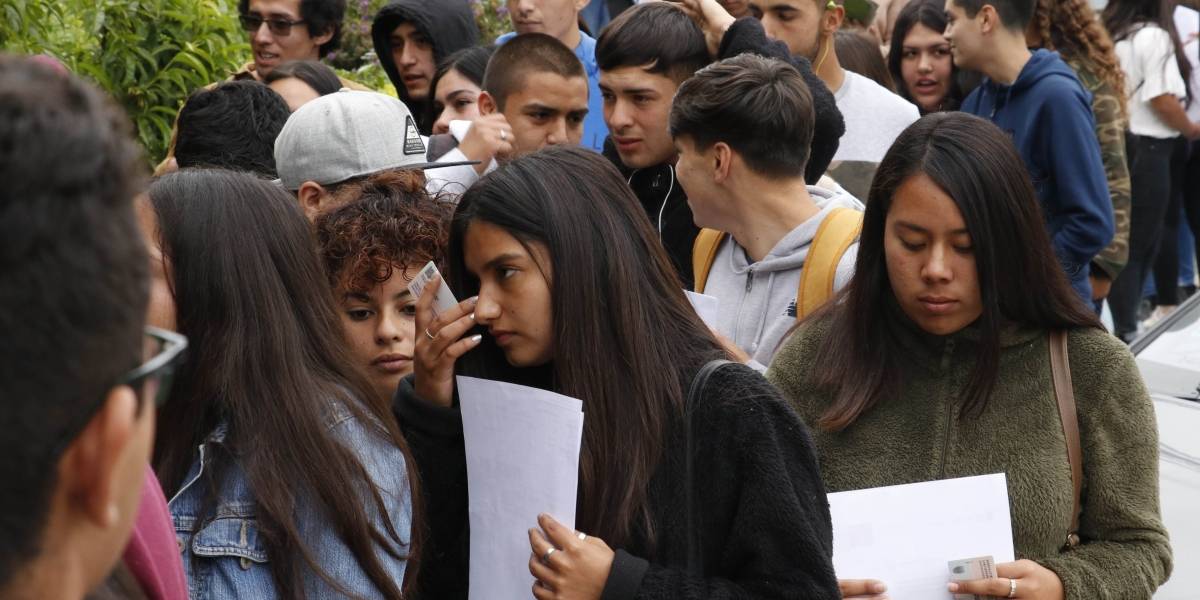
810,113,1102,431
446,146,726,550
149,169,418,599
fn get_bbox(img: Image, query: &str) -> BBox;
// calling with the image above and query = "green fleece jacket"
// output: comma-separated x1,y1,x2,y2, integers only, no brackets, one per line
767,315,1172,600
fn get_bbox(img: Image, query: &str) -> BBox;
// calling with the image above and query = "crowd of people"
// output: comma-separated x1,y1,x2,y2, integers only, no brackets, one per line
2,0,1195,597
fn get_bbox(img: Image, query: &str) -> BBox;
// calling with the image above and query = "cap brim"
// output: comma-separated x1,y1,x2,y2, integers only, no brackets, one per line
413,160,480,171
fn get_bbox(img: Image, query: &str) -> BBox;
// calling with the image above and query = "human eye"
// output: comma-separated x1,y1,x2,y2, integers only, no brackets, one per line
601,90,614,102
455,98,475,109
345,308,374,322
902,49,918,59
399,302,418,318
568,113,585,126
899,239,926,251
497,266,519,281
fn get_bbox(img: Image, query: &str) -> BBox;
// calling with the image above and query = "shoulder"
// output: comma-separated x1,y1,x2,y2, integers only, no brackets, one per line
1065,327,1137,379
1129,24,1172,47
767,313,835,390
326,401,410,482
694,362,818,447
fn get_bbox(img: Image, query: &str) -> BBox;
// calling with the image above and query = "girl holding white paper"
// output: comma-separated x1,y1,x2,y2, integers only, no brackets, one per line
769,113,1172,600
399,146,841,599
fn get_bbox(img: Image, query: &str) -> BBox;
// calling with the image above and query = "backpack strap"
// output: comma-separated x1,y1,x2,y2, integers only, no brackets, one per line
796,208,863,319
1049,330,1083,549
692,229,727,294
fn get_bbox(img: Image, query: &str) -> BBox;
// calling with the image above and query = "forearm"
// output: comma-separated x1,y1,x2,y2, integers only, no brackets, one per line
1149,94,1198,136
1038,538,1172,600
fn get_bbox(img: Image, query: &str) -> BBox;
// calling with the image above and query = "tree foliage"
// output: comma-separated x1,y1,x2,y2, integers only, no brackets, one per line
1,0,511,164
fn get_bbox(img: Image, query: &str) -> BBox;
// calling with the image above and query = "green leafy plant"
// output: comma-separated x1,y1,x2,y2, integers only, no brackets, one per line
472,0,512,43
2,0,248,165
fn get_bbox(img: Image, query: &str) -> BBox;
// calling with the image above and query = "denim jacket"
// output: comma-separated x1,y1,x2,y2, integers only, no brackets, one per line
168,402,411,599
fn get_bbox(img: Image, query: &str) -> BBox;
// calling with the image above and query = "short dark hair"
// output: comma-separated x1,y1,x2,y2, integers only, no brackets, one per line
671,54,815,179
263,59,343,96
174,80,291,178
596,2,709,84
835,30,895,92
952,0,1035,29
0,55,149,587
483,33,585,110
238,0,346,56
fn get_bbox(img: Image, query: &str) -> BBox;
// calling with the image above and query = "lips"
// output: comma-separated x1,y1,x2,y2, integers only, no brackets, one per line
918,295,958,314
372,353,412,374
490,329,516,346
913,78,940,94
255,49,280,67
613,137,641,152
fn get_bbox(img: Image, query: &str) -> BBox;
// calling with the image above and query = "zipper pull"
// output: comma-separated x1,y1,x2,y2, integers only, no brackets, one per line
745,268,755,293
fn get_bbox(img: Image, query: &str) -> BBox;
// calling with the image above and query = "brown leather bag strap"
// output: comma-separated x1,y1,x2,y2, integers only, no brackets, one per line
1049,330,1083,548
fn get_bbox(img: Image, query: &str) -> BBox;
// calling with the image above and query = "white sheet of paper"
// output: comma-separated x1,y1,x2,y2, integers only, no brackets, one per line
685,290,720,329
829,473,1015,599
458,376,584,600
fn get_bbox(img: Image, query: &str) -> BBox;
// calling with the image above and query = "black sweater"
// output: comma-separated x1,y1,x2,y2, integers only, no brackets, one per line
394,364,839,600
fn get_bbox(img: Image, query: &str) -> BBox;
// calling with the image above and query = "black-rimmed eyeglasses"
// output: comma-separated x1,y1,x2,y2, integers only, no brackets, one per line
239,13,307,36
124,326,187,409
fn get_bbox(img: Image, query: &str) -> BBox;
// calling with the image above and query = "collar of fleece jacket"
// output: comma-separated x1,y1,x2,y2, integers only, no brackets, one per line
371,0,480,133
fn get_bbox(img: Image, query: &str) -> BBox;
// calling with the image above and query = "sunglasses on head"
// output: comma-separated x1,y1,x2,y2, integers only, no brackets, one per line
239,13,306,36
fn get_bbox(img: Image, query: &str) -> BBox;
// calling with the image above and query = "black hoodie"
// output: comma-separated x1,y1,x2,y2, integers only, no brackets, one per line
371,0,479,134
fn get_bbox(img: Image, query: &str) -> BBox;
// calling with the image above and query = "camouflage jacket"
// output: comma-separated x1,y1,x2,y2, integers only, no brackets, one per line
1065,55,1131,280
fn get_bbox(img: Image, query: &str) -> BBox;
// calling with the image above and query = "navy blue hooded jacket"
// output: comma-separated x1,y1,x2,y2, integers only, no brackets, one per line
963,49,1114,275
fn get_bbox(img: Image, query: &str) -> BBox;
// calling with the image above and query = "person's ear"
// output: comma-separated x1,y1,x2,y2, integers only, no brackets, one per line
60,384,142,531
310,25,335,50
712,142,734,184
297,181,326,220
824,5,845,35
478,91,498,116
979,5,998,34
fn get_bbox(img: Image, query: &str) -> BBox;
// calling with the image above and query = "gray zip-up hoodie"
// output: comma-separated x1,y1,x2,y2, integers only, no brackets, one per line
702,185,863,368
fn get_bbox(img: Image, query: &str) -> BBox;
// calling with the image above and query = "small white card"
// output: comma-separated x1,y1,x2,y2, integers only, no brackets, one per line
407,261,459,317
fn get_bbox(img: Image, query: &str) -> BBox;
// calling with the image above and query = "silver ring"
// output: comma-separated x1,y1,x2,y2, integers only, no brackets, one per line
500,129,508,141
577,532,587,542
424,328,436,340
541,547,556,563
1008,578,1017,598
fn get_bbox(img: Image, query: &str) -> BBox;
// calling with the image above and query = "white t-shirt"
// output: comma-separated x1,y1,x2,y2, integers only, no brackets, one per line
1175,6,1199,122
831,70,920,163
1115,25,1189,138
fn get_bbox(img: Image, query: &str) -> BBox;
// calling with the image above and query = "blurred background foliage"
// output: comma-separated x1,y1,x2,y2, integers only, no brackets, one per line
0,0,514,165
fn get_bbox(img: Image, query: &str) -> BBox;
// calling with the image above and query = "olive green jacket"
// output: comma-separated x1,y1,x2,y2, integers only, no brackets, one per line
767,316,1172,600
1065,55,1131,281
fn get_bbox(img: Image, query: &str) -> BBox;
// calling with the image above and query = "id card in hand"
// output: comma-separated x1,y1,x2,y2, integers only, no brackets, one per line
407,261,460,317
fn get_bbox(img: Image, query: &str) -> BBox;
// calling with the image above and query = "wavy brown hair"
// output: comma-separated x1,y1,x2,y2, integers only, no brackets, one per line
315,170,453,297
1032,0,1128,117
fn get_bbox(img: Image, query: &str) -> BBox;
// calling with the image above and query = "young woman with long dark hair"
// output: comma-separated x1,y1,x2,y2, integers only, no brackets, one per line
428,46,493,137
1103,0,1200,340
1027,0,1131,303
886,0,966,113
769,113,1171,600
143,169,419,599
398,146,839,599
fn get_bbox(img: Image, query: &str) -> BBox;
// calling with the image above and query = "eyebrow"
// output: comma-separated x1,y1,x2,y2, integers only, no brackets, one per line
445,89,477,103
895,221,970,235
482,252,526,271
522,102,561,115
344,292,371,303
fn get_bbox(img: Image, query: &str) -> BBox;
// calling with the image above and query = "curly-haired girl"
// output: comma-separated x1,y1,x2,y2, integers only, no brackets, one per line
315,170,453,403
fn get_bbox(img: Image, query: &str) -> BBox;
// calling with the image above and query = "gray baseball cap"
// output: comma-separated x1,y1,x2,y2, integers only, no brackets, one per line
274,89,475,190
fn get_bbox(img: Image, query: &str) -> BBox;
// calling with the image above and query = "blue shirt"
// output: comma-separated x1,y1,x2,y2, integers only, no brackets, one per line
168,403,412,599
496,30,609,152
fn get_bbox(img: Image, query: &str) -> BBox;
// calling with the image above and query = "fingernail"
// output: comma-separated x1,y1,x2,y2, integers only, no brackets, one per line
470,313,475,321
947,583,959,592
469,295,479,304
470,334,482,343
873,583,888,592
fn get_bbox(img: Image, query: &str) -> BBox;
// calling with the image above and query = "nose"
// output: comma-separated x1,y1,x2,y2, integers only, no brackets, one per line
921,243,954,283
545,118,569,146
918,52,933,73
252,20,273,45
761,16,781,41
400,45,417,66
606,97,632,132
375,311,402,345
433,107,453,134
512,0,535,15
473,287,501,325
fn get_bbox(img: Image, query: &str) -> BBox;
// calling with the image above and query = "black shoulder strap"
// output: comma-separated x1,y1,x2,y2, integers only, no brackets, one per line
684,359,733,575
